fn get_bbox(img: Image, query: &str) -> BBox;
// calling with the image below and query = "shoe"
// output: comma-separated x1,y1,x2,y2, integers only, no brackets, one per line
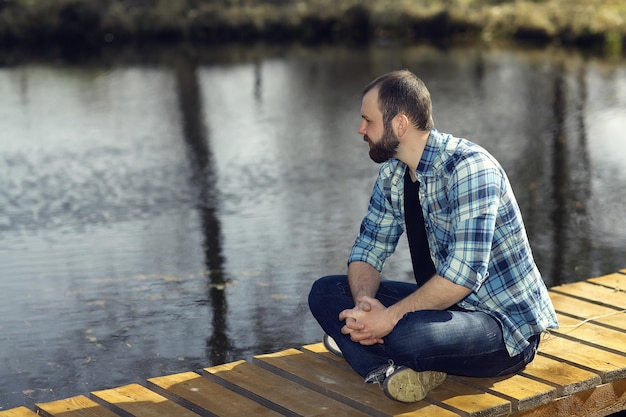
383,366,446,403
364,361,397,385
322,334,343,358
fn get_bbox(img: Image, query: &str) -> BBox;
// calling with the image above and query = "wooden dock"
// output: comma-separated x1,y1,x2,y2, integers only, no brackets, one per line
3,269,626,417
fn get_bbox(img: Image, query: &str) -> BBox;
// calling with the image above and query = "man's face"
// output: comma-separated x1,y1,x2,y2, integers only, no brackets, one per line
358,89,400,163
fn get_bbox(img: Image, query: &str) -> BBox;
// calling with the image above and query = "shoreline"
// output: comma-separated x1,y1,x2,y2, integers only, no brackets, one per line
0,0,624,55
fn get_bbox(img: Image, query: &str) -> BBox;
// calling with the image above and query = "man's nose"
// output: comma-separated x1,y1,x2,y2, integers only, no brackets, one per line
358,121,366,135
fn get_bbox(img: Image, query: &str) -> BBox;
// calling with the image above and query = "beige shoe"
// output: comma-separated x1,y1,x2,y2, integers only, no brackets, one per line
383,366,446,403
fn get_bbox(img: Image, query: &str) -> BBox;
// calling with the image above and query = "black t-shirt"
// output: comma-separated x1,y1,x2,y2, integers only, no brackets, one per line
404,169,436,286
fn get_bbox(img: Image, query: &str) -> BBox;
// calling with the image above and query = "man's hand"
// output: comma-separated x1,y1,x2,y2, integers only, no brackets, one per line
339,272,472,346
339,296,397,345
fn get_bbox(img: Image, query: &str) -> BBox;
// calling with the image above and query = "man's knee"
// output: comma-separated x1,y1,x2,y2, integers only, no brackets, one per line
309,275,346,295
308,275,349,321
308,275,348,311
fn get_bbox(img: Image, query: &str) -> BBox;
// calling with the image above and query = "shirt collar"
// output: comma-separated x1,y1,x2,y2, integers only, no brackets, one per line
416,128,443,179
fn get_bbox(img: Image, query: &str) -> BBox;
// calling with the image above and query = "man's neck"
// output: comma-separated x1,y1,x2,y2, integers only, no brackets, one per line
397,130,430,179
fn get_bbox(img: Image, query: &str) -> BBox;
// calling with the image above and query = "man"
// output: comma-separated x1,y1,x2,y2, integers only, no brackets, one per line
308,70,558,403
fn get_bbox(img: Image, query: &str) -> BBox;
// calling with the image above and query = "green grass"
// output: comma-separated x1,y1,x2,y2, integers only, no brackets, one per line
0,0,624,52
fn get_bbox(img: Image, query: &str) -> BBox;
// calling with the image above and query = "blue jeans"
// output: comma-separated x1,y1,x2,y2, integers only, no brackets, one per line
308,275,539,379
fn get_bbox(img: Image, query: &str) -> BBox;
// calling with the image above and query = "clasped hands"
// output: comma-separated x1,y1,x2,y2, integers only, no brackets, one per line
338,295,396,346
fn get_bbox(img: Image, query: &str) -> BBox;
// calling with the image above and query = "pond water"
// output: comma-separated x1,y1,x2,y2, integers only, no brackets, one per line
1,42,625,409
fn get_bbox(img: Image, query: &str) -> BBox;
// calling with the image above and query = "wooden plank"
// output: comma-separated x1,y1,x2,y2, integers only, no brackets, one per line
511,378,626,417
147,371,282,417
537,335,626,382
36,395,121,417
453,374,556,412
550,281,626,310
254,348,460,417
301,342,352,368
588,272,626,291
204,360,372,417
0,408,39,417
548,291,626,331
90,383,201,417
520,354,602,396
427,379,511,417
553,313,626,355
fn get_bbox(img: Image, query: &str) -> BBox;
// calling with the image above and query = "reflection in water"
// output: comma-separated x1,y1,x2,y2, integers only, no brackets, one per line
550,59,593,283
569,62,593,280
174,54,231,365
0,44,625,410
254,60,262,103
551,65,569,283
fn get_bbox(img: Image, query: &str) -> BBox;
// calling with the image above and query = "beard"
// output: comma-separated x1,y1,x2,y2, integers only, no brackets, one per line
367,126,400,163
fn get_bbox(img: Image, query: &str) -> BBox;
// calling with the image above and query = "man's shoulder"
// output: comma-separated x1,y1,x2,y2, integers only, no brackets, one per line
430,130,481,156
429,131,499,173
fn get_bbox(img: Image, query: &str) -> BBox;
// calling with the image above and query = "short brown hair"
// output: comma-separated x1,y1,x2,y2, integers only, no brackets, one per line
363,70,434,132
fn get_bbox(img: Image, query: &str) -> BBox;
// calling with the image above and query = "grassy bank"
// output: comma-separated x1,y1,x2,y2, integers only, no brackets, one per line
0,0,624,53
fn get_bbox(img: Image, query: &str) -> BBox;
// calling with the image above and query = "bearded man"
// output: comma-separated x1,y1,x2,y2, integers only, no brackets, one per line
308,70,558,403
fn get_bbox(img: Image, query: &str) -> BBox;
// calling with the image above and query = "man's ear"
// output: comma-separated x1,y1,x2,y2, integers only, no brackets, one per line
394,114,410,137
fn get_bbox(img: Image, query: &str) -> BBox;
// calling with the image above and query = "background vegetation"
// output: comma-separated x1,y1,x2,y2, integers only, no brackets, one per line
0,0,624,52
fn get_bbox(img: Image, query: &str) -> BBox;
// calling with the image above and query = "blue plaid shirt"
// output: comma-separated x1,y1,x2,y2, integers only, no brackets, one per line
349,129,558,356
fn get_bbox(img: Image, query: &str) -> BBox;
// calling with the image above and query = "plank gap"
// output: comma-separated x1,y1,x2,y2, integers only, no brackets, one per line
586,279,626,292
552,310,626,335
200,368,299,417
550,288,626,312
537,351,618,384
549,328,626,358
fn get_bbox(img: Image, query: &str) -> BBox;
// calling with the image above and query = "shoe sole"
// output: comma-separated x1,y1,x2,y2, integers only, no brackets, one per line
323,334,343,358
383,368,446,403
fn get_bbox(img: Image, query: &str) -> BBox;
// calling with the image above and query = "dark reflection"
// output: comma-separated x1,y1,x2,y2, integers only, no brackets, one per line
254,60,263,103
174,52,231,365
550,59,593,285
550,64,569,284
568,62,592,282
